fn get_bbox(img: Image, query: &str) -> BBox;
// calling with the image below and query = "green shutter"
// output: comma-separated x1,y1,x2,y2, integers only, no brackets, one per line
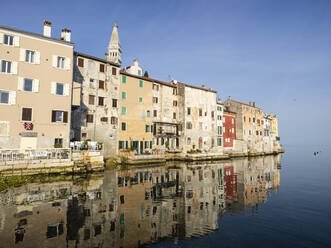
120,213,124,224
122,92,126,99
139,80,143,88
122,75,126,83
121,106,126,115
139,97,143,102
138,70,141,76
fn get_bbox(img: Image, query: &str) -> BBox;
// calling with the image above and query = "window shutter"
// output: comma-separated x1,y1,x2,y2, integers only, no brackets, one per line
63,111,68,123
18,77,24,90
65,58,70,70
0,33,3,44
52,56,57,67
13,36,19,47
33,79,39,92
12,62,18,74
64,83,69,96
51,110,56,122
9,91,16,105
19,48,25,61
51,82,56,94
35,51,40,64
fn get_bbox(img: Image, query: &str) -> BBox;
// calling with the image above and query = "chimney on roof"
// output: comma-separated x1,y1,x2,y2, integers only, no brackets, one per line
61,28,71,42
253,101,256,107
228,96,231,100
201,84,205,88
218,97,221,102
43,20,52,37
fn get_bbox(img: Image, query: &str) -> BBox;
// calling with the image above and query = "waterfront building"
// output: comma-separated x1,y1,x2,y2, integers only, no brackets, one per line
224,97,272,153
0,21,74,150
118,60,153,155
216,99,224,153
71,24,121,156
152,79,181,153
177,83,218,152
223,108,236,151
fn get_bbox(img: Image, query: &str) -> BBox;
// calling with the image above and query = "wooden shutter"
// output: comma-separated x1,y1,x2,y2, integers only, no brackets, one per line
100,64,105,72
13,36,19,47
22,108,32,121
78,58,84,67
11,62,18,74
35,51,40,64
112,67,116,75
99,80,104,89
19,48,25,61
52,56,57,67
63,111,68,123
8,91,16,105
65,58,70,70
51,110,56,122
33,79,39,92
18,77,24,90
64,83,70,96
51,82,56,94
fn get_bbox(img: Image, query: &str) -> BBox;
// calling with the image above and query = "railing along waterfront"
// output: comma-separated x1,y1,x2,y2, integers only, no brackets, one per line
0,148,72,164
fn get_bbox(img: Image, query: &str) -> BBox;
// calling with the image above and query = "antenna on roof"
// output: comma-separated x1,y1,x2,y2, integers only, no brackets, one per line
168,75,173,82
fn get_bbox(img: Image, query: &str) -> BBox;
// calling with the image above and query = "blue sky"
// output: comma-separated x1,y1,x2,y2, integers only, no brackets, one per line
1,0,330,147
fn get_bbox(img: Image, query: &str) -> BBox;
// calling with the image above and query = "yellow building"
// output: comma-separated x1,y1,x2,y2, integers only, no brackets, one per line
0,21,74,150
118,65,153,154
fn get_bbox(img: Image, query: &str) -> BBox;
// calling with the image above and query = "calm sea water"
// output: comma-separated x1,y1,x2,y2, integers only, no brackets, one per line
0,146,330,248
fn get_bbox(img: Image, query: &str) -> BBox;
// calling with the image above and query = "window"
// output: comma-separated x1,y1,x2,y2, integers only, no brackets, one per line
100,117,108,122
112,67,116,75
187,137,191,145
122,92,126,99
232,118,234,124
1,60,11,73
121,75,127,84
173,100,177,106
153,110,157,117
121,106,126,115
51,110,68,123
147,110,150,117
24,79,33,92
57,56,65,69
89,79,94,88
86,114,93,123
25,50,35,63
139,80,143,88
22,108,32,121
139,97,143,103
145,125,151,132
173,88,177,95
186,122,192,129
256,131,259,135
82,133,87,138
249,118,251,123
121,122,126,131
218,126,222,135
120,195,125,204
99,64,105,72
78,58,84,67
199,122,202,130
56,83,64,95
153,84,159,91
3,34,13,45
98,97,104,106
232,128,234,133
211,111,215,119
153,97,158,103
112,99,118,107
199,109,202,116
244,116,246,122
54,138,63,148
218,138,222,146
99,80,104,89
187,107,191,115
0,91,9,104
253,118,256,123
111,117,118,124
173,112,176,119
89,95,95,105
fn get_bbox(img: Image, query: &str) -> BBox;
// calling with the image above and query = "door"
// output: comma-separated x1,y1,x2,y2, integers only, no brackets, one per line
20,137,37,151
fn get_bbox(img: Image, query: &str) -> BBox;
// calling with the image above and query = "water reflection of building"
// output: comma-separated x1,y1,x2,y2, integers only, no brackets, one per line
0,155,282,247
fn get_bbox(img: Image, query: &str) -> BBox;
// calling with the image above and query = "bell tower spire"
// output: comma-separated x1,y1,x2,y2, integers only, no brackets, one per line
106,21,122,65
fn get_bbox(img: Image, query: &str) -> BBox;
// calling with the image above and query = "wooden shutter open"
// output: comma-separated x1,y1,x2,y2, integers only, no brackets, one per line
51,110,56,122
22,108,32,121
63,111,68,123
